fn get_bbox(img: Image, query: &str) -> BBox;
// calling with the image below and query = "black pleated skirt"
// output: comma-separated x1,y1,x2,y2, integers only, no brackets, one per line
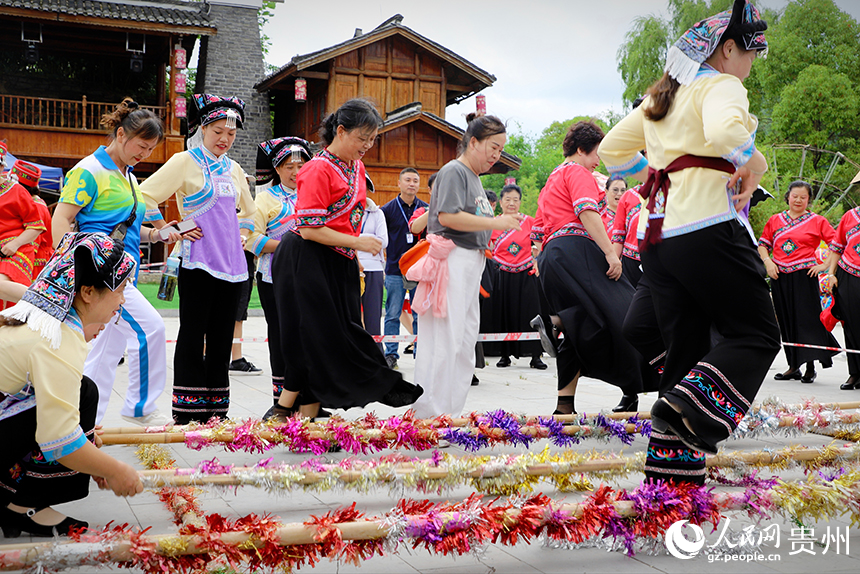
479,259,502,356
539,234,645,393
273,233,412,409
494,268,543,358
770,269,838,368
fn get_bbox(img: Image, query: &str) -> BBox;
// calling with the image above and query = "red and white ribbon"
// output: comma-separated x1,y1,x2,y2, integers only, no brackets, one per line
164,332,545,344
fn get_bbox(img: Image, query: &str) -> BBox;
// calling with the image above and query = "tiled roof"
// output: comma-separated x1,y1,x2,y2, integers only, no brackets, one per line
3,0,213,29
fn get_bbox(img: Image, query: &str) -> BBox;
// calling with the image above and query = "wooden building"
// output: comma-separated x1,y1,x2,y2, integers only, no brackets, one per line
0,0,212,176
255,14,520,206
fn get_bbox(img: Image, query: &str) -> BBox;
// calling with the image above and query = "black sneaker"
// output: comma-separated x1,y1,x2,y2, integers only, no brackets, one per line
229,357,262,375
385,355,398,370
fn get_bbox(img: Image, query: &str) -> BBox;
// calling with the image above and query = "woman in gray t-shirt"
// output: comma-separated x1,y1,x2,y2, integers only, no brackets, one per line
412,114,522,419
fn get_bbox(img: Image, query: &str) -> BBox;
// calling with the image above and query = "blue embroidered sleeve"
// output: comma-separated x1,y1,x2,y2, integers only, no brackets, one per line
723,132,756,169
144,208,164,223
40,426,87,462
606,153,649,178
250,235,269,256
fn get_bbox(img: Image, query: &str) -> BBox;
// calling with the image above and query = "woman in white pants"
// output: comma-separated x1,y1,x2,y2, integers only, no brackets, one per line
53,99,176,426
412,113,521,418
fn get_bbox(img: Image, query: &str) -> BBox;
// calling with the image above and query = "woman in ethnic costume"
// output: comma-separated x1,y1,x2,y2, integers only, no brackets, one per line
490,184,546,370
826,207,860,391
0,232,142,538
599,0,779,485
247,136,313,421
600,176,626,234
612,183,645,288
537,121,655,417
140,94,256,424
411,114,521,418
0,160,45,310
53,99,172,427
759,180,837,384
273,99,423,418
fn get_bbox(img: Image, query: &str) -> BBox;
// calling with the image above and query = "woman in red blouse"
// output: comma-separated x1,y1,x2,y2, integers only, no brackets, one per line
271,99,423,419
758,181,836,384
0,161,45,310
611,185,644,288
826,203,860,390
491,184,546,370
537,121,656,414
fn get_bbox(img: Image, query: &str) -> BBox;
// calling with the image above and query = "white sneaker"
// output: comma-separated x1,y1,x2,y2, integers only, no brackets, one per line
122,409,173,427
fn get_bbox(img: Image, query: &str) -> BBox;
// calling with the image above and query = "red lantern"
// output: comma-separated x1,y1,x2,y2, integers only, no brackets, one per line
175,96,186,118
174,71,186,94
174,46,187,69
295,78,307,102
476,95,487,115
505,177,516,186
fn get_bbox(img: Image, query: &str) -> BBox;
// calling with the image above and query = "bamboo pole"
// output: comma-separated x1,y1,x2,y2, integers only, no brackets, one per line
97,401,860,437
134,446,860,489
97,410,649,436
100,422,647,447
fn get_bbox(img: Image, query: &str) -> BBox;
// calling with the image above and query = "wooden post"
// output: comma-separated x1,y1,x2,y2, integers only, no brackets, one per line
81,95,87,129
168,39,179,135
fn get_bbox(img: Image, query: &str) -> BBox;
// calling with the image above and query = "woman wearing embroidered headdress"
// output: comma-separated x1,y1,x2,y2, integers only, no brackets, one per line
246,136,313,421
140,94,256,424
599,0,779,484
273,98,423,418
0,160,45,310
52,98,171,428
0,232,143,537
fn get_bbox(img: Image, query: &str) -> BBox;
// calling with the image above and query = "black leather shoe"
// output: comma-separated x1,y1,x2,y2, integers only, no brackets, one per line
471,374,480,386
841,375,860,390
801,368,817,384
530,315,558,358
612,394,639,413
496,356,511,368
0,506,87,538
529,357,548,370
774,369,802,381
650,399,718,455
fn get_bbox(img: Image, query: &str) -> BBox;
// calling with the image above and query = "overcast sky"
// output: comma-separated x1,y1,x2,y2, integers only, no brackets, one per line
262,0,860,138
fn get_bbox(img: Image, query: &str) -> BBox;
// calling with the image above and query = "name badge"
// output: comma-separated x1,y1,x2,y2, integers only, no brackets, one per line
406,233,414,244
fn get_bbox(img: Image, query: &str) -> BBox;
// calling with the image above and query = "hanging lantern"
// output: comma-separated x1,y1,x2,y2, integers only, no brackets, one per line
476,95,486,115
295,78,307,102
174,71,186,94
505,177,516,186
174,96,186,118
174,46,186,69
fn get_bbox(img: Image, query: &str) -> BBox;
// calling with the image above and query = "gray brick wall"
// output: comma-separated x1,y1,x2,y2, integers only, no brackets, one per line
196,4,271,175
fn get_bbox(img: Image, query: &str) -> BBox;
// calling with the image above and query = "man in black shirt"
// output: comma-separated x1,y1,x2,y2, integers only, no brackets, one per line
380,168,428,369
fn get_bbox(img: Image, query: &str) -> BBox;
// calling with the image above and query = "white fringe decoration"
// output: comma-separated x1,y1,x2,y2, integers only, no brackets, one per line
0,301,63,349
186,126,204,151
665,45,701,85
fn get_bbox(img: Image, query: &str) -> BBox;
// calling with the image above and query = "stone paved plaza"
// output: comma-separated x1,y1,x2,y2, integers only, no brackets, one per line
4,316,860,573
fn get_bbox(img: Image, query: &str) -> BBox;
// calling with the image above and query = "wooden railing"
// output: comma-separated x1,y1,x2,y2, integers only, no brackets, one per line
0,94,166,131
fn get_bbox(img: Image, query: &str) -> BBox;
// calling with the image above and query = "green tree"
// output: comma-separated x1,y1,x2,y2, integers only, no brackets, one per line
771,65,859,169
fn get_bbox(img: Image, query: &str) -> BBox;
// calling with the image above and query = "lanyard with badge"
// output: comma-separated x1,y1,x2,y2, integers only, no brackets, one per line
397,198,414,244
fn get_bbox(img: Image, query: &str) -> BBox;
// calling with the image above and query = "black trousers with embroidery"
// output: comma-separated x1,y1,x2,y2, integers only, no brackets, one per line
640,220,780,449
0,377,98,508
173,266,243,424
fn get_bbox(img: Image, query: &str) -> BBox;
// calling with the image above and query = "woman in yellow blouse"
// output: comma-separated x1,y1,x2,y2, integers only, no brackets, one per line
0,232,143,537
599,0,779,485
140,94,256,424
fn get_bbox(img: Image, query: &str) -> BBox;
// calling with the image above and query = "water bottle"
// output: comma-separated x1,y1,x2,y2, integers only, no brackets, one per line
157,255,180,301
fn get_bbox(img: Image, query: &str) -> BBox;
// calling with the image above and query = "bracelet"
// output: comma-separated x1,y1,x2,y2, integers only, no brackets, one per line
150,228,158,243
748,166,767,176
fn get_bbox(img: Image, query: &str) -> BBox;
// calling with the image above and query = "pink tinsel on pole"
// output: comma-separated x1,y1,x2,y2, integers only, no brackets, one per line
406,235,456,317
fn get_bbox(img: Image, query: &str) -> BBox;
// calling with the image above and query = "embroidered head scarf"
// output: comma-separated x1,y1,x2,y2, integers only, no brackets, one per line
1,232,136,348
186,94,246,151
255,136,312,186
665,0,768,85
